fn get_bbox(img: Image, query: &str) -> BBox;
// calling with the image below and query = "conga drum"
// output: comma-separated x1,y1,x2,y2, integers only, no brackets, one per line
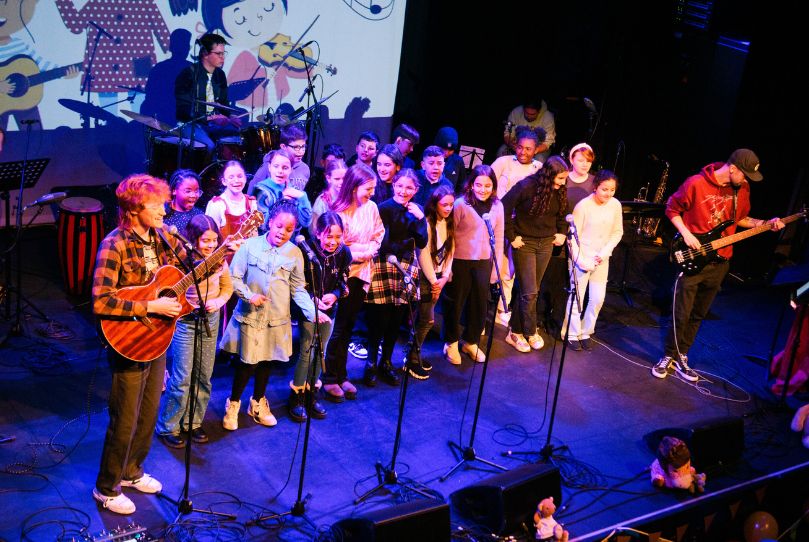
57,197,104,297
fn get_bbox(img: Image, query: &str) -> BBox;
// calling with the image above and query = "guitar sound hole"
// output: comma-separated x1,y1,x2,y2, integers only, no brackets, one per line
158,289,177,299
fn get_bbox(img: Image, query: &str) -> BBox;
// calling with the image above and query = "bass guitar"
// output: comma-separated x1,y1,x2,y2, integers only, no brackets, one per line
99,210,263,362
0,55,83,116
670,209,806,276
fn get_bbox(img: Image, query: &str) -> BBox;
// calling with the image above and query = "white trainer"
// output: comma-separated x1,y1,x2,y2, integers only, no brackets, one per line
223,398,240,431
120,473,162,494
93,488,136,515
249,396,278,427
443,342,461,365
461,341,486,363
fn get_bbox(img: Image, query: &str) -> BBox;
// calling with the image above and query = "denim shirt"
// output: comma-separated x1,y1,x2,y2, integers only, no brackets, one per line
229,236,315,328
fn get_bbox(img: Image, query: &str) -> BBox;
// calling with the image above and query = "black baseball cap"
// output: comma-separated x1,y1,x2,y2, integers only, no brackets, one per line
729,148,763,182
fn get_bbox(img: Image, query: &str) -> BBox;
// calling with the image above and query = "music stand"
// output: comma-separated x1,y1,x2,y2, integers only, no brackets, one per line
0,158,50,326
459,145,485,171
227,78,266,104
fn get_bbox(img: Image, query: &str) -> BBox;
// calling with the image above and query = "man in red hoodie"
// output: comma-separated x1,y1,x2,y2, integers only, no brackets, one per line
652,149,785,381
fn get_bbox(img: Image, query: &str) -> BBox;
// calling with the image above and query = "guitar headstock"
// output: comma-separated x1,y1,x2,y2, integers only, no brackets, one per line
238,211,264,239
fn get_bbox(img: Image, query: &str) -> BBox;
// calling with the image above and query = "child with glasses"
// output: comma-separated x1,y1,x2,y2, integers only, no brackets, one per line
251,124,311,191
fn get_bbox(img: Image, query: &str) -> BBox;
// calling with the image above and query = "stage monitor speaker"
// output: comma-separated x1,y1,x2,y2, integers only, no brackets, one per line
331,499,450,542
450,463,561,535
643,415,744,469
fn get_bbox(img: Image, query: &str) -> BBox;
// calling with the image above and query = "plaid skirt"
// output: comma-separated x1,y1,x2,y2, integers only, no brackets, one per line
365,253,420,305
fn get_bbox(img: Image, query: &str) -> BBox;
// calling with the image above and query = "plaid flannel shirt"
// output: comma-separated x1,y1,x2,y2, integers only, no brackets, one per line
92,226,186,318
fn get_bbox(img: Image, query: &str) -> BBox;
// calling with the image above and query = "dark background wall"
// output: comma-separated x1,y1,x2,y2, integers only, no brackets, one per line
393,0,809,278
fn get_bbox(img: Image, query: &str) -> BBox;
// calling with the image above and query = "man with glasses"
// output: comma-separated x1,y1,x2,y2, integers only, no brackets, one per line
174,33,242,154
249,124,311,192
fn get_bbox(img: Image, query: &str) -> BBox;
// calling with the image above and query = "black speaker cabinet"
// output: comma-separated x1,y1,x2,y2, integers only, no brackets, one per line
643,415,744,469
331,499,450,542
450,463,561,535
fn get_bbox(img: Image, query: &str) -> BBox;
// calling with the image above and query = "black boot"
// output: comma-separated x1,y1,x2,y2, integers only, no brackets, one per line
379,359,401,386
308,389,328,420
288,389,307,423
363,361,378,387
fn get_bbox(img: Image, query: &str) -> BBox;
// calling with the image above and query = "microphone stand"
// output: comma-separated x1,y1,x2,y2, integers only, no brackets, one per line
298,47,319,167
355,262,436,503
157,234,235,520
255,250,322,530
440,223,507,482
505,232,582,463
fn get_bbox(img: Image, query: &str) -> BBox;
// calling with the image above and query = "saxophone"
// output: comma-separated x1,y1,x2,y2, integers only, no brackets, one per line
639,161,669,238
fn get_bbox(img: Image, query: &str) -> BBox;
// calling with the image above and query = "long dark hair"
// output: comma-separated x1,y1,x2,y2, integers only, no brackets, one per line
186,214,223,246
529,156,568,216
424,185,455,268
463,164,498,204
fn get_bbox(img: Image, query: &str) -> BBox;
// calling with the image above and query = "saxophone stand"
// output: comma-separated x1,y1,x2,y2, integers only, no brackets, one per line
355,265,435,503
440,220,507,482
505,233,583,463
255,250,323,531
157,234,236,521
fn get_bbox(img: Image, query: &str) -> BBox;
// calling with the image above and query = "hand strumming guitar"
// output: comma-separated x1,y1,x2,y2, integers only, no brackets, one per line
147,297,182,318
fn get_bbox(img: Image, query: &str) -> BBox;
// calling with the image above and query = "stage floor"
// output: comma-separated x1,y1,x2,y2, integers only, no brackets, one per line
1,227,808,541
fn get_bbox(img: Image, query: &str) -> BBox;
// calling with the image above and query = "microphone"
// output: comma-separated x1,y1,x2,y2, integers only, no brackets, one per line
168,225,204,258
565,214,580,245
386,254,412,285
481,213,495,238
19,119,40,125
22,192,67,210
88,20,115,40
297,85,311,103
299,40,316,48
294,235,319,264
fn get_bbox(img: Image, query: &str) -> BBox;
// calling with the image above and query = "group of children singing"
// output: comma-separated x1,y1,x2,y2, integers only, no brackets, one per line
92,139,623,470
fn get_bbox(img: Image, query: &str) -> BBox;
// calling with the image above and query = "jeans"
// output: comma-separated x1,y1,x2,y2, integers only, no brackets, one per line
510,236,554,336
294,318,334,387
156,311,220,436
96,350,165,496
665,260,729,359
562,260,609,339
443,259,492,344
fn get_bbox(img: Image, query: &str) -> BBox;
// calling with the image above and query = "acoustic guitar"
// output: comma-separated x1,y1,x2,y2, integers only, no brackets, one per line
670,209,806,276
0,55,83,116
99,210,263,362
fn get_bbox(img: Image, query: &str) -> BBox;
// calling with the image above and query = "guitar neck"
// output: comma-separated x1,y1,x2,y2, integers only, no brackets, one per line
710,212,804,250
29,63,83,86
173,244,229,296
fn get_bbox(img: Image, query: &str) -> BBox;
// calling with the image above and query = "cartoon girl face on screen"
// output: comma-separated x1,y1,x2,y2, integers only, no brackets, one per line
202,0,287,50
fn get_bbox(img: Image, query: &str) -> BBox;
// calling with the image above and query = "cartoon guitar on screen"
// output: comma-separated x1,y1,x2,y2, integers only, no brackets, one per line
0,0,80,128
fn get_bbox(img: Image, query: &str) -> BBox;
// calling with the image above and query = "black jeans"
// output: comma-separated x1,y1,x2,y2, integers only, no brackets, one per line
443,259,492,344
96,350,165,496
323,277,367,384
664,260,730,359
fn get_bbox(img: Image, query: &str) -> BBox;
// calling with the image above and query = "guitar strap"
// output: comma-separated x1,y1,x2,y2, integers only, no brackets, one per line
732,185,739,222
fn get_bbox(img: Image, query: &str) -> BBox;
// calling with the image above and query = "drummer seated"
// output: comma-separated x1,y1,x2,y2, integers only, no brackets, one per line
174,33,243,154
250,124,310,192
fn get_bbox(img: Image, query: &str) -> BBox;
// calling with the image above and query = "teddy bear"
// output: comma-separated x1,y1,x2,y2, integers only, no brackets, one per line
650,436,706,493
791,403,809,448
533,496,569,542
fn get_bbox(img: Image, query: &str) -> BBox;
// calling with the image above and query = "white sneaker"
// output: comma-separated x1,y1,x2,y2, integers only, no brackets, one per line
223,398,240,431
120,473,162,494
443,342,461,365
527,333,544,350
505,331,531,353
93,488,136,515
496,311,512,327
248,397,278,427
461,341,486,363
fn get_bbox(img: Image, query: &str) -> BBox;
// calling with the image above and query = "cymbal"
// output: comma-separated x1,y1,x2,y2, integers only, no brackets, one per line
620,200,666,215
58,98,119,124
121,109,173,132
196,100,240,114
